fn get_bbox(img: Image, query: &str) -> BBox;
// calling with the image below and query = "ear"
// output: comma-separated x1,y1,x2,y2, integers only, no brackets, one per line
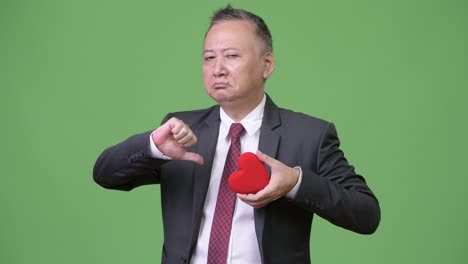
262,52,275,80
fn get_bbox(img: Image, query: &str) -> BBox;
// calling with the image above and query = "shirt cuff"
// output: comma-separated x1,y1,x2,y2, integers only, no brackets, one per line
285,166,303,199
149,132,172,160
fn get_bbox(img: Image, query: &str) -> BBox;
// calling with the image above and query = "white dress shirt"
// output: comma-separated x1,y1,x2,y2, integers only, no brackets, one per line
149,94,302,263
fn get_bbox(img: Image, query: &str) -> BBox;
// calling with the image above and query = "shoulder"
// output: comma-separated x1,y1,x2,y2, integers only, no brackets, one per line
273,107,336,149
278,107,330,130
265,94,331,132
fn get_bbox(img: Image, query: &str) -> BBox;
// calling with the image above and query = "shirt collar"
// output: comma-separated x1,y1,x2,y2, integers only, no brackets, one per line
219,94,266,138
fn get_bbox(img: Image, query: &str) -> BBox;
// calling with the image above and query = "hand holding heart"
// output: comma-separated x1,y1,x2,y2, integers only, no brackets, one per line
236,150,300,208
228,152,270,194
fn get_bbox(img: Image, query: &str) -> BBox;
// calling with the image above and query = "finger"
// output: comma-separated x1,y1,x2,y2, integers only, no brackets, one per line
151,123,172,146
178,134,194,145
238,194,270,208
237,193,248,199
250,200,268,208
256,150,278,167
169,118,184,134
174,125,189,140
237,193,252,201
180,136,197,148
237,189,268,202
181,152,204,165
237,194,258,207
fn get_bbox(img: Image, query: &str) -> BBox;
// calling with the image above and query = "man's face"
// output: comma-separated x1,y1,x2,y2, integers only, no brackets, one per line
203,20,273,107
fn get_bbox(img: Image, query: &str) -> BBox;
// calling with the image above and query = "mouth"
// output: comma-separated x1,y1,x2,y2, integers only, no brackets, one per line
212,82,229,89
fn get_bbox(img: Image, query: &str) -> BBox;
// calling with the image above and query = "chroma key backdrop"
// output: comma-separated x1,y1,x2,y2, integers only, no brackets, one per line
1,0,467,263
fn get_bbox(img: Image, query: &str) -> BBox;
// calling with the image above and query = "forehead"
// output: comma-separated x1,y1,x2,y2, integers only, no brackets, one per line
203,20,259,51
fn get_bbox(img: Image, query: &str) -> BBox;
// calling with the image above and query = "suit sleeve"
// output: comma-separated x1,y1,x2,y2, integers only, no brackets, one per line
93,115,172,191
292,123,381,234
93,130,169,191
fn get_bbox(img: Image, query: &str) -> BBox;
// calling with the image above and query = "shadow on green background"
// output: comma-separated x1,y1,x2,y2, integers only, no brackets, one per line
1,0,467,263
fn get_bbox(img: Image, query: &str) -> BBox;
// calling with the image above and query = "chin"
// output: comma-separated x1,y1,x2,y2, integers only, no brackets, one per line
207,90,232,104
210,95,230,105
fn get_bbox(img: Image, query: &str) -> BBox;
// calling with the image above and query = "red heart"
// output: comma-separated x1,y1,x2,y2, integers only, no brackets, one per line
228,152,270,194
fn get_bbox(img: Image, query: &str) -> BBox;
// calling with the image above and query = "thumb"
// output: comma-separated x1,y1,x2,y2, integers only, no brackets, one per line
181,152,205,165
152,122,171,146
256,150,276,167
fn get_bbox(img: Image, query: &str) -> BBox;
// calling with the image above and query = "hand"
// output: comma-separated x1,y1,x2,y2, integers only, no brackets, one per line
237,150,300,208
151,117,204,165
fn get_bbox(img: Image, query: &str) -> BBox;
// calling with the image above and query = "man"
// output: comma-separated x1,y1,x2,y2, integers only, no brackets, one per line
93,5,380,264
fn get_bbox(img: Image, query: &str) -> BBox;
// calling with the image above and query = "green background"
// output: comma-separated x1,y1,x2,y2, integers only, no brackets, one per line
1,0,467,263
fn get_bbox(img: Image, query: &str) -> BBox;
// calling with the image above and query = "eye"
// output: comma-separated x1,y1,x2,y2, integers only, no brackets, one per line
226,54,239,58
204,56,215,61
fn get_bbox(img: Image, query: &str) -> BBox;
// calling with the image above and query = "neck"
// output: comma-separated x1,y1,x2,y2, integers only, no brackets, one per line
221,93,264,122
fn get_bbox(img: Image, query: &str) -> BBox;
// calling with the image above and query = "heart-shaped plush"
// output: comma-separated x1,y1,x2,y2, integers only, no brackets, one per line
228,152,270,194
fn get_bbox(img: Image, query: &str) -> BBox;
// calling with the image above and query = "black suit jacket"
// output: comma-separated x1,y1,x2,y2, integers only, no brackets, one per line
93,95,380,264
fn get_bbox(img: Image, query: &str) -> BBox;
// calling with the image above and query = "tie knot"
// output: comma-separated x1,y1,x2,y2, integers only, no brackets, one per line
229,123,245,141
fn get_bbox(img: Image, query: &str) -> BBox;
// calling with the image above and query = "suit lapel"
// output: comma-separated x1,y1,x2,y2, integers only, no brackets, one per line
189,106,221,255
255,94,281,260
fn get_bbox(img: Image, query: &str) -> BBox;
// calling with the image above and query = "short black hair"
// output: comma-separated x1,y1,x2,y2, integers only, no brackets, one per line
207,4,273,52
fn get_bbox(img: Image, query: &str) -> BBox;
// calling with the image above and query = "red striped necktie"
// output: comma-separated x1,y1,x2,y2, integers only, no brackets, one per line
207,123,245,264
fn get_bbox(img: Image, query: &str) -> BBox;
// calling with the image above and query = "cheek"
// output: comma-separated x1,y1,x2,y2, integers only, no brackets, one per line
202,67,211,82
202,65,209,76
202,71,214,94
236,64,260,84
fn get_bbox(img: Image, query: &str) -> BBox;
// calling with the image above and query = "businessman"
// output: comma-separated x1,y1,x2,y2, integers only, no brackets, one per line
93,5,380,264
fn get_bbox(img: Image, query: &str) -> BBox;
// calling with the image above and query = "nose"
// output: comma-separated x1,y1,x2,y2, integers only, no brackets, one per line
213,57,227,77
